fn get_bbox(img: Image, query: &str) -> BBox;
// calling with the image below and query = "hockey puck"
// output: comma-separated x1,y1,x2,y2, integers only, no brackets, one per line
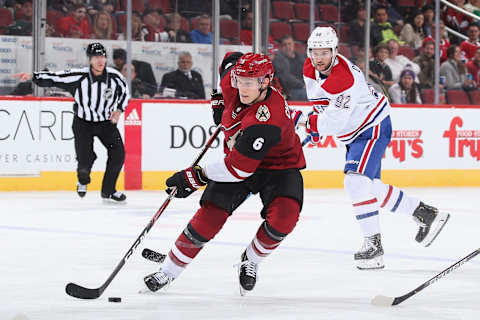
108,297,122,303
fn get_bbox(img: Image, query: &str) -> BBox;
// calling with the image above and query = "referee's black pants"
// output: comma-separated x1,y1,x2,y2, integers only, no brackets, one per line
72,116,125,196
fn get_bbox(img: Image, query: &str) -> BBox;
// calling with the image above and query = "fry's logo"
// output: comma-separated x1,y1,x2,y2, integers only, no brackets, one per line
443,117,480,160
386,130,423,162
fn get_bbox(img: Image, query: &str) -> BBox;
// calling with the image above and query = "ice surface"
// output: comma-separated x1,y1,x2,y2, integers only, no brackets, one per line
1,188,479,320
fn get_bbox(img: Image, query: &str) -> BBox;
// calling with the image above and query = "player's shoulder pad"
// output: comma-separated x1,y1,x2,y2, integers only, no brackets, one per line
321,55,354,94
303,57,316,80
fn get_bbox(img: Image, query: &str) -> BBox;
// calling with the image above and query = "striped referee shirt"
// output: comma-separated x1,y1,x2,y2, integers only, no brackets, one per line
32,67,130,122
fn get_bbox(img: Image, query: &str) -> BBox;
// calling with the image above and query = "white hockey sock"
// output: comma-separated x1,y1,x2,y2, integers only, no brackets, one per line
344,174,381,237
372,179,420,216
161,248,189,279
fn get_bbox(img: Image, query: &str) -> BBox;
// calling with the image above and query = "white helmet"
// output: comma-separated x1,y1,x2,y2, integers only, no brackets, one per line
307,26,338,72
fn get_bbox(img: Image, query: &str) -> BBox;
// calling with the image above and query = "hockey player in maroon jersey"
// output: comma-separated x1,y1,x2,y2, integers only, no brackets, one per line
144,53,306,295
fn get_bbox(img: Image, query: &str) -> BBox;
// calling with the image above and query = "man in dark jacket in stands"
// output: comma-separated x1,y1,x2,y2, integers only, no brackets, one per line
160,51,205,99
273,34,307,101
113,48,157,92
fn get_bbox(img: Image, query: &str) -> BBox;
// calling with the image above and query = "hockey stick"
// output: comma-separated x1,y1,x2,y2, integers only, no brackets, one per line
65,124,223,299
372,248,480,306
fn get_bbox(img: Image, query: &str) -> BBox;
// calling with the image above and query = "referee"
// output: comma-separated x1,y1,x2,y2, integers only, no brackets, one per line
13,43,130,202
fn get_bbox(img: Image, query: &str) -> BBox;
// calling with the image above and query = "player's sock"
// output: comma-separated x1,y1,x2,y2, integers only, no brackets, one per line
372,179,420,216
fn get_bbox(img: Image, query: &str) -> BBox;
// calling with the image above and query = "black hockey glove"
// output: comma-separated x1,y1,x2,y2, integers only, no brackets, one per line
166,165,208,198
211,90,224,126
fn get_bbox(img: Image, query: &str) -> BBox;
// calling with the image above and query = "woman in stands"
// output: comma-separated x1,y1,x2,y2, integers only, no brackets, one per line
388,69,423,104
440,45,477,90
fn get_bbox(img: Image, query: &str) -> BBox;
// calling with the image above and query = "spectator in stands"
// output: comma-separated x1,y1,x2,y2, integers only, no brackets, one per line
143,8,167,42
272,34,307,101
466,47,480,84
47,0,70,15
117,11,147,41
347,6,367,47
112,48,157,91
422,20,450,62
121,64,155,98
400,10,425,50
163,13,192,43
90,11,115,40
240,11,275,46
388,69,422,104
371,6,404,47
6,0,32,36
370,43,394,89
445,0,471,36
190,14,212,44
465,0,480,18
440,45,477,90
160,52,205,99
385,39,420,83
460,23,480,61
421,5,435,36
56,4,91,39
414,40,435,88
372,0,404,28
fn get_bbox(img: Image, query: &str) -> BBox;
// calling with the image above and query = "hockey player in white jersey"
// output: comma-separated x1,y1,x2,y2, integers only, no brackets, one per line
302,26,450,270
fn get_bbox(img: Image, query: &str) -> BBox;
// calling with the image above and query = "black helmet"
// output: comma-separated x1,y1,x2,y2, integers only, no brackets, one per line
86,42,107,58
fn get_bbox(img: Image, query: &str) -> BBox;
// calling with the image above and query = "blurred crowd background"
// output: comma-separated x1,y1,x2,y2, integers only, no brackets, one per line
1,0,479,104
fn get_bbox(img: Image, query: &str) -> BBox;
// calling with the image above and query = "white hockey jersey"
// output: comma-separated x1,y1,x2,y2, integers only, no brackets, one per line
303,54,390,144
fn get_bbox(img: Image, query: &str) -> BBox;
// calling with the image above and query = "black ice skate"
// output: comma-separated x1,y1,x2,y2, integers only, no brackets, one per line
101,191,127,203
76,182,87,198
354,233,385,270
413,202,450,247
237,251,258,296
143,270,173,292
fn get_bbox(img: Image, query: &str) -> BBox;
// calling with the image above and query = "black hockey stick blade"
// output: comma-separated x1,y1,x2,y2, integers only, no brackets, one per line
142,248,166,263
372,248,480,306
65,283,103,300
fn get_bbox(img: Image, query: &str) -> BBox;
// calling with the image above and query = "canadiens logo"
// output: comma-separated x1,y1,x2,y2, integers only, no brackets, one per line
231,106,242,119
256,105,270,122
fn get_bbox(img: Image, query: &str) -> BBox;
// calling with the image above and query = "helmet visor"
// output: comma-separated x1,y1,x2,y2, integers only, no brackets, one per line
231,73,264,89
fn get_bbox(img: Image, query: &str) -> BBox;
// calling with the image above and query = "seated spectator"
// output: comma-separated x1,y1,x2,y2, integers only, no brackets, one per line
240,10,275,46
371,6,404,47
117,11,147,41
400,10,425,50
422,20,450,62
190,14,212,44
160,52,205,99
372,0,404,28
356,56,389,98
347,6,367,47
388,69,422,104
113,48,157,90
422,5,435,36
445,0,472,35
385,39,420,83
272,35,307,101
440,45,477,90
369,43,394,88
90,11,115,40
460,23,480,61
465,0,480,17
466,47,480,84
56,4,91,38
143,8,167,42
413,40,436,88
6,0,32,36
163,13,191,43
121,64,156,98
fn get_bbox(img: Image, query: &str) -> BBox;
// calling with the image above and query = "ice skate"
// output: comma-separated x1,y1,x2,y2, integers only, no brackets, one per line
237,251,258,296
354,233,385,270
143,270,173,292
101,191,127,203
76,182,87,198
413,202,450,247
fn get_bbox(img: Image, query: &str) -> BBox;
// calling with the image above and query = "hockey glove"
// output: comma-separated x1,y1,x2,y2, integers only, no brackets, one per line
306,111,321,144
211,90,224,126
166,165,208,198
289,108,306,130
